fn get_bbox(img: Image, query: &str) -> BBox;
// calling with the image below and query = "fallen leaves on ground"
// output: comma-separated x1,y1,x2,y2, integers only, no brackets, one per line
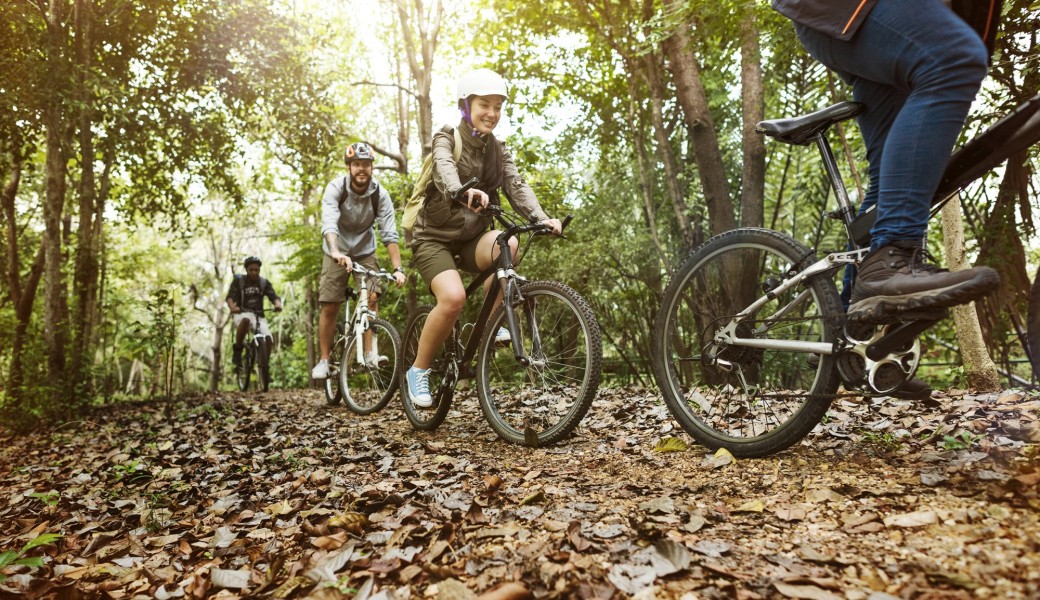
0,386,1038,598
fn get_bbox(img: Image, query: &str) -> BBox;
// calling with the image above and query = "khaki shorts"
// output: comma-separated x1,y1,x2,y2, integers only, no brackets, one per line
233,313,271,337
412,236,486,289
318,253,383,304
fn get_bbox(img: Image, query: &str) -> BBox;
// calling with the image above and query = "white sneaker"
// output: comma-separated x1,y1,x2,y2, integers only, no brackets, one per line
406,367,433,408
495,327,511,345
311,360,329,379
364,351,389,368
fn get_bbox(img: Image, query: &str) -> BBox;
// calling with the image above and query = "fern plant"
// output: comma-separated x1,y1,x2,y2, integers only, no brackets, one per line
0,533,62,583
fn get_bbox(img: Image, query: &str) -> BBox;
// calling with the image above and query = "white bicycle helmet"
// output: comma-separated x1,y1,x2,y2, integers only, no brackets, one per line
456,69,508,100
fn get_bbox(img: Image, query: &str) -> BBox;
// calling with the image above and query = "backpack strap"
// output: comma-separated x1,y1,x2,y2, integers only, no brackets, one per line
338,176,382,230
452,127,463,162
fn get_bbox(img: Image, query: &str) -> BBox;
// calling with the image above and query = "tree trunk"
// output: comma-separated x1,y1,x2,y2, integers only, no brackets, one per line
641,52,694,252
739,6,765,229
394,0,442,159
625,85,670,272
940,196,1000,391
42,0,70,380
660,1,736,237
71,0,99,397
208,307,226,392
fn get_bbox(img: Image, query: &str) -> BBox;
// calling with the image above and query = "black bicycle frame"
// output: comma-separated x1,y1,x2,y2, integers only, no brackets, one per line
456,232,530,378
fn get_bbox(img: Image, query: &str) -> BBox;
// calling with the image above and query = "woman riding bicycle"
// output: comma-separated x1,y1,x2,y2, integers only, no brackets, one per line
405,68,562,408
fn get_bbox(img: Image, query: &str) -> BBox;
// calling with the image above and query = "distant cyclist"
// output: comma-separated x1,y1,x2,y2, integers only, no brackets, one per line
311,142,406,381
227,256,283,372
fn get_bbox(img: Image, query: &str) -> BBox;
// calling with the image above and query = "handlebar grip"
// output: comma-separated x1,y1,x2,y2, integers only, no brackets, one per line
452,177,481,203
561,214,573,232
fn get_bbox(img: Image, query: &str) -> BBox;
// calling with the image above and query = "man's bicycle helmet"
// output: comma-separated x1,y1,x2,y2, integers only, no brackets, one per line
244,256,262,268
344,142,375,165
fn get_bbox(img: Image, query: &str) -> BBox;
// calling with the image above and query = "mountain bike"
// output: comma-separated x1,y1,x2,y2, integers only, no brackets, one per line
652,94,1040,457
236,311,273,392
399,180,603,447
323,263,402,414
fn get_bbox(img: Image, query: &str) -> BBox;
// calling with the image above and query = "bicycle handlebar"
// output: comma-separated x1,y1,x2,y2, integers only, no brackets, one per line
452,176,573,238
349,262,397,282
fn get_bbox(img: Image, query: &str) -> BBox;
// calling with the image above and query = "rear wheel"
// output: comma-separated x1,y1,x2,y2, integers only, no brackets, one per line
342,318,402,415
476,281,602,446
399,305,456,431
651,228,843,457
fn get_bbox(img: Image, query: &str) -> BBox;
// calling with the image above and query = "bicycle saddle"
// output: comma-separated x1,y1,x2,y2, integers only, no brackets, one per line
756,102,865,146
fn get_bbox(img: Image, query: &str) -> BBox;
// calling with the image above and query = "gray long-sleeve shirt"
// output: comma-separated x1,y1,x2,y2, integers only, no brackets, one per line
321,176,400,257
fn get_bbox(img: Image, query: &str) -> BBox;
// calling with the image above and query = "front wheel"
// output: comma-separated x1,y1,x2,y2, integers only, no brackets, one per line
257,339,271,393
324,339,344,405
399,305,456,431
476,281,602,446
341,318,402,415
236,346,253,392
651,228,844,457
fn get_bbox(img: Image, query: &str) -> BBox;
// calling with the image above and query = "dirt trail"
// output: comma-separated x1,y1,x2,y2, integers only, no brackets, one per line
0,387,1038,598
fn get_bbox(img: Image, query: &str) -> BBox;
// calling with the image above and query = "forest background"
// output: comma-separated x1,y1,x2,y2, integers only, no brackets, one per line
2,0,1039,431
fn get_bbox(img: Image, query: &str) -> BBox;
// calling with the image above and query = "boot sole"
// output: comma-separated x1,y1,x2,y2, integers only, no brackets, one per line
847,270,999,324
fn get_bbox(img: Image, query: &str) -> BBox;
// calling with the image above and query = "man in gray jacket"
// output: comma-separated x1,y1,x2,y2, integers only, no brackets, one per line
311,142,406,380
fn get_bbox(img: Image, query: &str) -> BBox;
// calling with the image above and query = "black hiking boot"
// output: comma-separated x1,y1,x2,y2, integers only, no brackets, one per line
232,344,243,370
847,241,999,323
888,376,932,400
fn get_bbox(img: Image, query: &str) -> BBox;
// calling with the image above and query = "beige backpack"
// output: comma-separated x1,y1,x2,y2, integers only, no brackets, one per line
401,127,463,233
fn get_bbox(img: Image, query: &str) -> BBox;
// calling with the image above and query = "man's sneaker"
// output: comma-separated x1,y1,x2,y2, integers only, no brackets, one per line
232,344,243,368
364,351,389,368
311,360,329,380
406,367,433,408
495,327,511,345
848,242,999,323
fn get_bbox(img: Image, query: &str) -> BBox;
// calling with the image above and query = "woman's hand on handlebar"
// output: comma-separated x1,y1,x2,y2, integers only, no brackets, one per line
464,188,489,213
540,218,563,235
392,271,406,287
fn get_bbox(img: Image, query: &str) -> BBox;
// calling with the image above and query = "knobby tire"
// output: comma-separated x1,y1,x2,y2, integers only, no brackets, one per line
476,280,602,446
341,318,402,415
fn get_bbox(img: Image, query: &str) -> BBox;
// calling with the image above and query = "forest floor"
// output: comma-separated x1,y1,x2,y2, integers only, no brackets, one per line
1,386,1039,600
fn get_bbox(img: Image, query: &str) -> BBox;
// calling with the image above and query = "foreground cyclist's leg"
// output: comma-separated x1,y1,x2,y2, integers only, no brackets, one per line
794,1,997,321
470,230,518,343
408,269,466,407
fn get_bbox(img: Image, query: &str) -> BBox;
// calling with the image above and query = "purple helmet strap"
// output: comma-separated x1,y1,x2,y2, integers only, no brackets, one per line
459,98,477,134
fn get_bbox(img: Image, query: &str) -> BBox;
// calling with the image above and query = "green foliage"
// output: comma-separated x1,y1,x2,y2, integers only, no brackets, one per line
28,491,59,507
942,430,981,451
860,431,903,453
0,533,62,583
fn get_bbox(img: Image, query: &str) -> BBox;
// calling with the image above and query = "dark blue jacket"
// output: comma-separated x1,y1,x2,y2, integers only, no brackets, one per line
772,0,1001,55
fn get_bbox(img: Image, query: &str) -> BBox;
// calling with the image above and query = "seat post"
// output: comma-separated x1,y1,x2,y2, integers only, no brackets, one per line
813,132,857,231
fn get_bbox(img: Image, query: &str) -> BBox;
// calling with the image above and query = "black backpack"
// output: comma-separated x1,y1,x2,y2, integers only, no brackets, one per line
235,274,268,311
338,177,381,230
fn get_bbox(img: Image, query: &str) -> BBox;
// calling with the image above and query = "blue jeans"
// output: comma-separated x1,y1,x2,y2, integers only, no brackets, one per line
795,0,988,255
